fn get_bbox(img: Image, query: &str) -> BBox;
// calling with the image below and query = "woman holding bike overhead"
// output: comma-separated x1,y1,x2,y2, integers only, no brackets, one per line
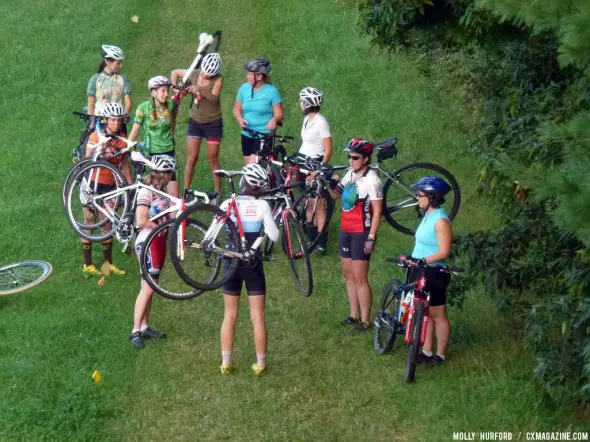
130,155,177,349
128,76,179,197
297,87,333,254
219,164,279,376
328,138,383,333
87,45,132,128
170,53,224,195
405,176,453,366
80,103,133,278
233,58,283,164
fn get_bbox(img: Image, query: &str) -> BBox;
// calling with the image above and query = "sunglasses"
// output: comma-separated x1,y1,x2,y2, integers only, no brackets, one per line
348,155,362,161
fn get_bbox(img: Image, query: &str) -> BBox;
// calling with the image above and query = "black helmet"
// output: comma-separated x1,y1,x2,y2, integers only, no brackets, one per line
244,58,271,74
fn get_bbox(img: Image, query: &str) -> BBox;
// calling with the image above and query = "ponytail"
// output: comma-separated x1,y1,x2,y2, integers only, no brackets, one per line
151,97,157,121
97,59,107,73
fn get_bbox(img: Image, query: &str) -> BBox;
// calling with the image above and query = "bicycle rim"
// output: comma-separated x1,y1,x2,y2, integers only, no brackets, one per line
0,261,53,296
382,162,461,235
294,192,334,253
169,204,240,291
373,280,404,355
62,158,93,210
282,211,313,296
405,301,425,383
140,219,205,301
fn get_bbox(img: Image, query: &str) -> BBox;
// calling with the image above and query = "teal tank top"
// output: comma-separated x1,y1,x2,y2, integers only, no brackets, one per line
411,208,449,265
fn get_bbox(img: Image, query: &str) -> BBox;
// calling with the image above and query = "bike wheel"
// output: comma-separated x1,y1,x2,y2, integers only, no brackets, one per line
205,31,222,54
140,219,205,301
382,162,461,235
282,210,313,296
0,261,53,296
65,160,130,242
405,301,425,383
293,191,334,253
373,279,404,355
169,203,240,291
62,157,93,210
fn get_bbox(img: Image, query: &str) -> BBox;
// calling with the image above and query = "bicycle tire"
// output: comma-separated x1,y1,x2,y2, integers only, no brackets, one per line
261,199,285,257
0,261,53,296
140,219,206,301
293,191,334,253
169,203,240,291
282,210,313,296
65,160,131,242
62,157,94,210
373,279,404,355
205,31,222,54
405,300,425,383
382,162,461,236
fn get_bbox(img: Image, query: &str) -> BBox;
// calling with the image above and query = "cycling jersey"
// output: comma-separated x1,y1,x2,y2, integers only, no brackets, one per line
87,72,131,116
412,208,449,265
337,168,383,233
134,187,172,244
133,100,177,154
299,113,331,159
86,132,128,185
219,195,279,245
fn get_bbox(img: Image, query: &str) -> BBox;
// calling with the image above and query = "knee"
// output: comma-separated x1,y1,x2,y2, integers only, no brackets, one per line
353,272,368,287
342,267,353,282
224,311,238,323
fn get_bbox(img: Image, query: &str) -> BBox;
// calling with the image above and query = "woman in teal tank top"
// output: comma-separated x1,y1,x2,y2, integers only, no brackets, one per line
407,176,453,366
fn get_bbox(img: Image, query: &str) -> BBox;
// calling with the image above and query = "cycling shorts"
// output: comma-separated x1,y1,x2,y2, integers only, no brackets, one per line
223,262,266,296
338,229,371,261
187,117,223,143
407,266,451,307
135,233,167,280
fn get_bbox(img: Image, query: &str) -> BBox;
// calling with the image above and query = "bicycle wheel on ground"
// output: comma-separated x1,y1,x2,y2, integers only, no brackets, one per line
140,219,205,301
293,191,334,253
282,210,313,296
373,279,405,355
64,160,131,242
405,300,426,383
0,261,53,295
382,162,461,235
169,203,240,291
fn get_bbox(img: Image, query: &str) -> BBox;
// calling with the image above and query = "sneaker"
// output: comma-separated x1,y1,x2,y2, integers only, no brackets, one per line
109,264,126,275
251,363,266,376
432,355,446,366
129,331,145,349
416,352,434,365
140,327,167,339
315,245,327,256
220,363,233,375
82,264,102,278
349,321,371,333
341,316,359,326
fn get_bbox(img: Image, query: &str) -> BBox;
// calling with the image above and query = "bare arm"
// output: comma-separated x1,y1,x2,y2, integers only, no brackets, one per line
196,76,223,103
267,103,284,130
170,69,186,85
136,205,158,230
322,137,333,164
124,95,132,115
369,199,382,239
87,96,96,116
128,122,142,143
233,100,247,128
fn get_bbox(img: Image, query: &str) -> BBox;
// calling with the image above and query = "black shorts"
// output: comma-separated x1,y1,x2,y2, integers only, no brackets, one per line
338,230,371,261
223,262,266,296
241,134,272,157
187,117,223,143
407,266,451,307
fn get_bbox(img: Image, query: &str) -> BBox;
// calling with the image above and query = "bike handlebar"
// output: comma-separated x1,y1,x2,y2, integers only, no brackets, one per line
72,111,91,121
386,257,465,273
244,127,294,142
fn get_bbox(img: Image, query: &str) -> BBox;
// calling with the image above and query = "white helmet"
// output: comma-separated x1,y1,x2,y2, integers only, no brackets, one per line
299,87,323,108
241,163,268,189
201,53,221,76
151,155,177,173
100,102,125,118
148,76,172,90
101,45,124,61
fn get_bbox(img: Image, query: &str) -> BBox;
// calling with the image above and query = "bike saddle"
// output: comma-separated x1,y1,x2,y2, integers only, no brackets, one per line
374,137,398,150
130,151,157,169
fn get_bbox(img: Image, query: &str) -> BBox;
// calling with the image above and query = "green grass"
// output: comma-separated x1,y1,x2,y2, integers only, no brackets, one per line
1,0,587,439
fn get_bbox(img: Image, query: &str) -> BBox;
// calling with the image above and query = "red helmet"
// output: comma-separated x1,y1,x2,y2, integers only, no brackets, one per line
346,138,374,156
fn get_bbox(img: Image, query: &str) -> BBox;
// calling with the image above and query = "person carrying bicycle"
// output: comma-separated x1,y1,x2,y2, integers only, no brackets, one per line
80,103,133,278
87,45,132,130
170,53,224,196
233,58,283,164
328,138,383,333
404,176,453,366
219,164,279,375
297,87,333,254
130,155,177,349
128,76,180,197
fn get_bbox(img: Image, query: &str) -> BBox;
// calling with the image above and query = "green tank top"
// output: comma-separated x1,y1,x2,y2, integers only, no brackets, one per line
134,100,176,154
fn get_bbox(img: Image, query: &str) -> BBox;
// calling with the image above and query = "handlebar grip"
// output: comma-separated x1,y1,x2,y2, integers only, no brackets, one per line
386,257,400,263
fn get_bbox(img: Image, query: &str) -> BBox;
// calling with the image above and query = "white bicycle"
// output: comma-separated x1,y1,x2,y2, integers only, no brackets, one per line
0,261,53,296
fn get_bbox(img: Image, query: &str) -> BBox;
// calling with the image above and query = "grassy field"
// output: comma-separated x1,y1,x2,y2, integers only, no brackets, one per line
1,0,587,440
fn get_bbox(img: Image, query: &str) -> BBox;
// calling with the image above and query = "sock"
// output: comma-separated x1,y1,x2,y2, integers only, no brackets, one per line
132,328,141,334
102,242,113,264
82,243,92,266
436,354,446,360
140,324,148,332
422,349,433,357
222,351,232,366
256,354,266,368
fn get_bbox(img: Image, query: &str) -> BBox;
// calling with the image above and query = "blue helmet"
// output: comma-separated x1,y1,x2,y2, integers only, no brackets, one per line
411,176,452,196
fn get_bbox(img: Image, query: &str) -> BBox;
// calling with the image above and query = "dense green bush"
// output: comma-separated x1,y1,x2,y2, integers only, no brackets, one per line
358,0,590,403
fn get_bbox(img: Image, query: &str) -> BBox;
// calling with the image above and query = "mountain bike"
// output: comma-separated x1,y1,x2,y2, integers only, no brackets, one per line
71,109,94,163
374,257,464,383
243,127,292,188
0,261,53,295
168,169,313,296
334,138,461,235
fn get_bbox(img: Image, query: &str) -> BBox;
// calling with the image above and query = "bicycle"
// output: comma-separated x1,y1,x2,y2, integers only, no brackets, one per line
373,257,464,383
334,138,461,235
71,109,95,163
0,261,53,295
168,169,313,296
242,127,292,188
